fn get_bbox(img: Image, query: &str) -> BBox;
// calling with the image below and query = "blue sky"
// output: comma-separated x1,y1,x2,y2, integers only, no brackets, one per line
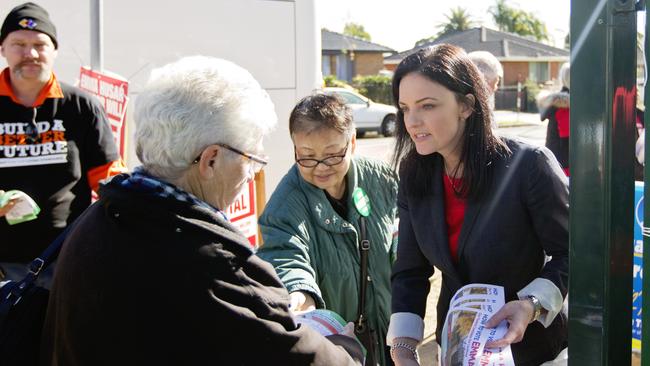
318,0,571,51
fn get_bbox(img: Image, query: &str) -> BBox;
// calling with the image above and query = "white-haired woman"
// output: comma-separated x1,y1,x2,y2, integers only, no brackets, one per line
40,56,363,365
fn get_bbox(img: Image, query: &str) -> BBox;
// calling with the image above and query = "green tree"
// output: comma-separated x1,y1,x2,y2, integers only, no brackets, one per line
438,7,474,37
564,33,570,49
489,0,550,42
343,22,371,41
415,7,475,46
490,0,515,32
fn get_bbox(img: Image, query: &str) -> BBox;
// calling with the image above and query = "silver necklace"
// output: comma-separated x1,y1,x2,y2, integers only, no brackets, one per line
444,161,461,194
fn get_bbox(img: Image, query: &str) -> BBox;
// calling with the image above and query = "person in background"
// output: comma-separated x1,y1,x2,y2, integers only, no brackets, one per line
635,88,645,181
0,2,125,284
387,45,568,366
257,93,399,366
468,50,503,129
539,62,570,176
40,56,363,365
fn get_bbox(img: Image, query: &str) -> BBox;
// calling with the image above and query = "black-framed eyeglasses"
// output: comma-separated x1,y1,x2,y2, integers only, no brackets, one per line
294,144,349,168
193,143,269,174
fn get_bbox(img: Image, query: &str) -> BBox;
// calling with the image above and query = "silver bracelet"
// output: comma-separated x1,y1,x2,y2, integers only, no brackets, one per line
390,342,419,361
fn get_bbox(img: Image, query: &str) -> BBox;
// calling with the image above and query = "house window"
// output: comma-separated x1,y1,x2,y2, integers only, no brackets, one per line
322,55,337,77
336,54,352,82
322,57,331,76
322,54,353,82
529,62,550,83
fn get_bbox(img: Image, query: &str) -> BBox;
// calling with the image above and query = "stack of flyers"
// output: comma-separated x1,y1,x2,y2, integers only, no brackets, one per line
441,284,515,366
295,309,348,337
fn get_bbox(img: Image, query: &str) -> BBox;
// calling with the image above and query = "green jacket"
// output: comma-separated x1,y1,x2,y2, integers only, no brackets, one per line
258,157,398,365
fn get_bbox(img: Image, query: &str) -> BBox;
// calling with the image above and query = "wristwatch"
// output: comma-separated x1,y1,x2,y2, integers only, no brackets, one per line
527,295,542,323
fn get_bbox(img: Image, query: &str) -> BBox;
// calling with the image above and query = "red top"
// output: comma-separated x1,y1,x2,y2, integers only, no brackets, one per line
555,108,570,138
442,175,466,262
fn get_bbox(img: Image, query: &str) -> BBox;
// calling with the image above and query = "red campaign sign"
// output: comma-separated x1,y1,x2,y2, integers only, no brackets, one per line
78,67,129,158
227,180,258,247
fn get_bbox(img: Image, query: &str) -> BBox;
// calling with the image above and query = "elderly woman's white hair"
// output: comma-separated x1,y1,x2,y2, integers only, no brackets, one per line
134,56,277,180
559,62,570,89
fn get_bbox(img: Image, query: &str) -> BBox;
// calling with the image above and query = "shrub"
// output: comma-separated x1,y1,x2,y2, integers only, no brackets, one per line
323,74,394,105
323,75,354,89
352,75,393,105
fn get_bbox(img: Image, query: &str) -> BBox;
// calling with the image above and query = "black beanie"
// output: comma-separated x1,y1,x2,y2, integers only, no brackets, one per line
0,2,58,49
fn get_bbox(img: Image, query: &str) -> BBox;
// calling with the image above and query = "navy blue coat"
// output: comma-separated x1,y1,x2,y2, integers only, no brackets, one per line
391,138,569,366
41,174,363,366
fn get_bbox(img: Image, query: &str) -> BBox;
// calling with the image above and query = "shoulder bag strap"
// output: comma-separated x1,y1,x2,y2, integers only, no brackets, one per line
2,222,73,306
356,216,371,331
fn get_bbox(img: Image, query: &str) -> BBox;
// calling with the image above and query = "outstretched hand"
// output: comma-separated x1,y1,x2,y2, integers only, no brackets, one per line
484,299,535,349
0,191,18,218
289,291,316,312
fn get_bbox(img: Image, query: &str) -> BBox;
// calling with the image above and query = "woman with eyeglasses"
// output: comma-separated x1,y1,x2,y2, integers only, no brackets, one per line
257,93,399,366
40,57,364,365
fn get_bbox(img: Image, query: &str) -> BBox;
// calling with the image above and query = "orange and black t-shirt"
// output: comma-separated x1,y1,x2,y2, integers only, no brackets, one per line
0,68,124,262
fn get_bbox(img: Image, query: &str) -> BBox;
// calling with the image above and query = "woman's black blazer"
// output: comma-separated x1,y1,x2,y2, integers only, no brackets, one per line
392,138,569,366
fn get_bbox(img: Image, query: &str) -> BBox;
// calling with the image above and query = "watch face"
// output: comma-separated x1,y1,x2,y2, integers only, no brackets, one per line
527,295,542,322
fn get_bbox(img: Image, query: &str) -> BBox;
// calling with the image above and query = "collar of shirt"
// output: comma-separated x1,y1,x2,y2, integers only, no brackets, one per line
0,67,64,107
118,167,229,221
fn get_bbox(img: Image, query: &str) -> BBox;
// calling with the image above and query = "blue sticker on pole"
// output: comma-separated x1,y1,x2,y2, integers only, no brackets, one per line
632,181,643,352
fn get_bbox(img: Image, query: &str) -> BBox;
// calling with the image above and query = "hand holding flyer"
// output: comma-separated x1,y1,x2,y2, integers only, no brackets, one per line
441,284,515,366
294,309,348,336
0,190,40,225
295,309,367,362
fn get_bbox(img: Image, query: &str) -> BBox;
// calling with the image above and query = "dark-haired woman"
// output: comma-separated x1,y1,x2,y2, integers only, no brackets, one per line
386,45,568,366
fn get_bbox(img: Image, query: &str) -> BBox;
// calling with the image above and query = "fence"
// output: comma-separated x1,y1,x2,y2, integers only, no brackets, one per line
495,85,531,112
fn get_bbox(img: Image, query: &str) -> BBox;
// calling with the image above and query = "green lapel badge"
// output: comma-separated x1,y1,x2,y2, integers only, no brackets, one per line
352,187,371,217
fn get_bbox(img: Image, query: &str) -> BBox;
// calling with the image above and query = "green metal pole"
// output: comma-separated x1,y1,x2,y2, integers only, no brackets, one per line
569,0,636,364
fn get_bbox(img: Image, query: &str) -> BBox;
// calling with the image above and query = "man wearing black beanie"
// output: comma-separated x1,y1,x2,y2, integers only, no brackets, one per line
0,2,126,287
0,2,58,49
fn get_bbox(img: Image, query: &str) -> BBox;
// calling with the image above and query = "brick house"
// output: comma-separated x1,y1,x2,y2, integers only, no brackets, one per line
322,29,396,82
384,27,569,87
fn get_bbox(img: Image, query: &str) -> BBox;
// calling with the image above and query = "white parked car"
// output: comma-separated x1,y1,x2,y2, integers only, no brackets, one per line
324,87,397,137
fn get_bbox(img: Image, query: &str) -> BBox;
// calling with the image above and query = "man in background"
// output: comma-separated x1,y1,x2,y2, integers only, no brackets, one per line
0,2,125,284
468,50,503,129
